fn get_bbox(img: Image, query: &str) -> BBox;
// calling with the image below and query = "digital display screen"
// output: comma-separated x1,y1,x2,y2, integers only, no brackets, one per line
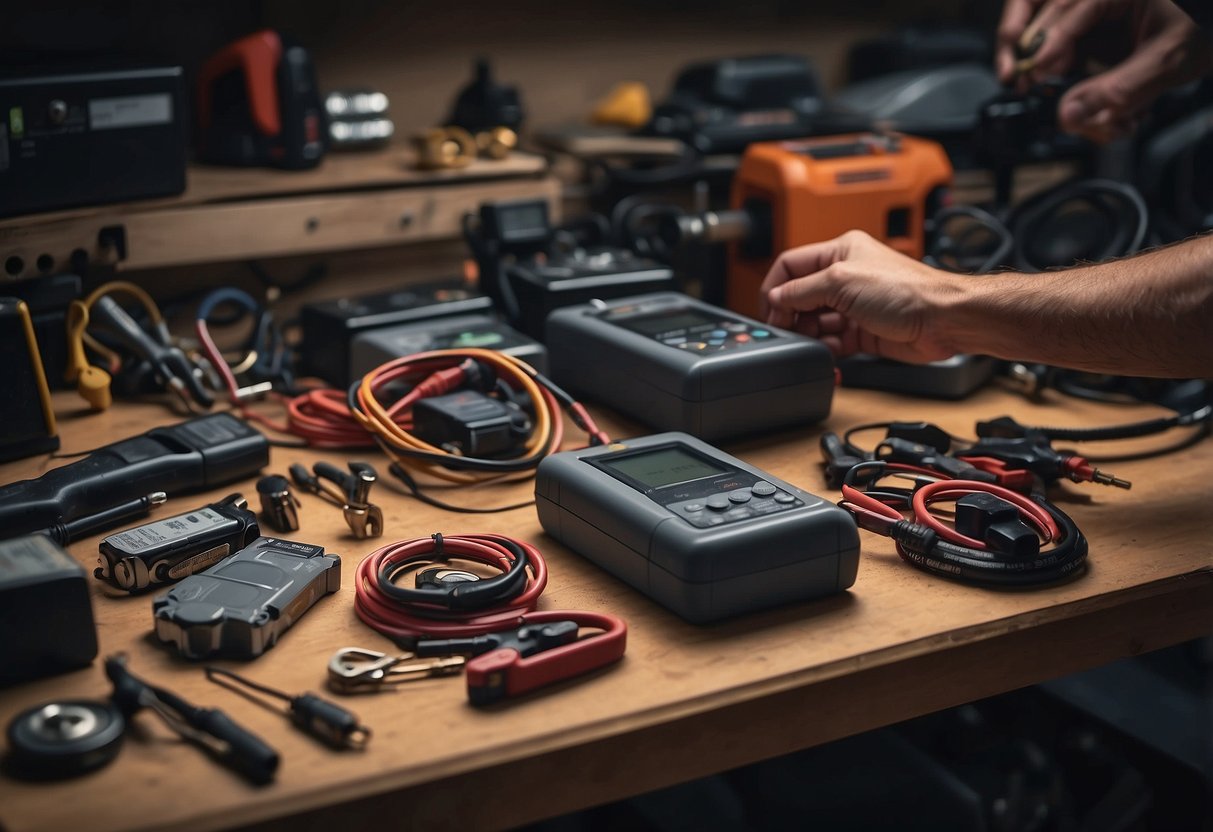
617,309,719,337
499,204,547,236
600,446,728,489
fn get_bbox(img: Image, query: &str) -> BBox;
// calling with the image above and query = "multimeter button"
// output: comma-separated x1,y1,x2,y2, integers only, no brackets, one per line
727,489,752,504
706,517,726,526
710,329,728,338
752,481,777,497
734,333,751,343
724,322,747,333
706,495,731,511
687,342,708,350
683,503,705,513
773,492,796,503
708,338,725,346
663,337,685,345
751,329,771,338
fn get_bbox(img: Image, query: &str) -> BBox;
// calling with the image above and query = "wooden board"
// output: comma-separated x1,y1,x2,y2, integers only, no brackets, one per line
0,149,553,280
0,384,1210,832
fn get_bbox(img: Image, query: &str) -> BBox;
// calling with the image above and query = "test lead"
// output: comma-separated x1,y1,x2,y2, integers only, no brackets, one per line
204,666,371,750
35,492,167,546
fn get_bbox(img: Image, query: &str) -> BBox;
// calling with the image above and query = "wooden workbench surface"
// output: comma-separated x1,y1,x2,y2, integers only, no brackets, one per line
1,384,1210,832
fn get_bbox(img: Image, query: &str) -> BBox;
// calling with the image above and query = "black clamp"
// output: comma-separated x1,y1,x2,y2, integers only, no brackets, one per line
290,461,383,539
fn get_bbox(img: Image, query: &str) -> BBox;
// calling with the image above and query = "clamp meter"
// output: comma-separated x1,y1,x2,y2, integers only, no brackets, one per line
536,432,859,623
545,292,834,441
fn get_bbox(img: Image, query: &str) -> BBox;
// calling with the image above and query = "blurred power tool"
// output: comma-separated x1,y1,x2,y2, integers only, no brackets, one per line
659,132,952,318
446,58,524,134
196,29,326,169
643,54,835,154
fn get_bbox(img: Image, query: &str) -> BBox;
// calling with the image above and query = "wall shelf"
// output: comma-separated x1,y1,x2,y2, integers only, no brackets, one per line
0,147,558,281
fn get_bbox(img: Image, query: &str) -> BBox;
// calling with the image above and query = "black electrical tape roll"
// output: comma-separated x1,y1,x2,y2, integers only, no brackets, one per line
5,700,125,780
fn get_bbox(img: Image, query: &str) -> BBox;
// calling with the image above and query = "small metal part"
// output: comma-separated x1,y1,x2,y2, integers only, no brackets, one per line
256,475,301,532
475,126,517,160
342,461,383,539
1089,469,1132,490
6,700,125,780
412,126,477,169
326,647,466,694
416,567,480,588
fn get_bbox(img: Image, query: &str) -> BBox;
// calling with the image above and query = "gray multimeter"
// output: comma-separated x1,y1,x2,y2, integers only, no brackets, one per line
545,292,834,441
349,313,549,378
535,432,859,623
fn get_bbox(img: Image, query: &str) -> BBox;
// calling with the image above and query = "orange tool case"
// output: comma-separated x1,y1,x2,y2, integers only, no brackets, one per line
727,133,953,317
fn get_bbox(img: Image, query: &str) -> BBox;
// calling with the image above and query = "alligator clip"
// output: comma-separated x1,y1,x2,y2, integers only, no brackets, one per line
431,611,628,706
326,647,465,694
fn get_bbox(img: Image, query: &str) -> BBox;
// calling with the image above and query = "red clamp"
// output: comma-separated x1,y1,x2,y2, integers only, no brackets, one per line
954,456,1037,492
465,610,627,706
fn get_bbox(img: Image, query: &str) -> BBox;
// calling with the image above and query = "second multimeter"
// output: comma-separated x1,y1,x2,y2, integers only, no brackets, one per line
545,292,834,441
536,432,859,623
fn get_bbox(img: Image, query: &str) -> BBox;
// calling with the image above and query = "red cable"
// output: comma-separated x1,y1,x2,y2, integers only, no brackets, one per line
911,479,1059,549
285,388,376,448
355,533,548,642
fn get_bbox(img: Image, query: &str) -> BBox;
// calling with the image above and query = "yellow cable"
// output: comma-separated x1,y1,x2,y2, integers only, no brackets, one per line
354,349,556,484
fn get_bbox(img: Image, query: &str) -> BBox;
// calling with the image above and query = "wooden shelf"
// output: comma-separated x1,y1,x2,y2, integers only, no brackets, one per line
0,147,557,279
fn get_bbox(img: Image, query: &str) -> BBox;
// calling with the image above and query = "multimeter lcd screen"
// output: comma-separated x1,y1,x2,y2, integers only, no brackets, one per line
617,309,718,337
601,447,727,489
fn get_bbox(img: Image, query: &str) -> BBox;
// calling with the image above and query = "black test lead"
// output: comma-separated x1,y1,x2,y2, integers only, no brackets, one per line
204,666,372,750
35,491,167,546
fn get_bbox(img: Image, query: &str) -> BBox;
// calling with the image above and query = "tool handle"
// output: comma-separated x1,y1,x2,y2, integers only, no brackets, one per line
313,462,350,490
195,708,280,784
290,694,369,749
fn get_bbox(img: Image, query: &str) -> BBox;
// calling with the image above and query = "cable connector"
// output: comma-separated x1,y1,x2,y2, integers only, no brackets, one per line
821,432,869,489
889,521,938,556
1061,457,1131,489
884,421,952,453
975,415,1030,439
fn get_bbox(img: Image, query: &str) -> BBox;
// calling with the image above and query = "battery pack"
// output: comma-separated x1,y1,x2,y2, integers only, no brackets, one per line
153,536,340,659
0,535,97,686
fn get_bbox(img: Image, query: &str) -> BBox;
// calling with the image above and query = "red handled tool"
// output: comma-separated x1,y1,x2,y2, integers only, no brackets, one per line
459,611,627,706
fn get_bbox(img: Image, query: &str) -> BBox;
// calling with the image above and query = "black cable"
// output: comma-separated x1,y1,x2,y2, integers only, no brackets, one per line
386,463,535,514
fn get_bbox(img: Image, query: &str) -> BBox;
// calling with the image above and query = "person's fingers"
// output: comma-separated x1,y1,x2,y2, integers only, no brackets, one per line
996,0,1047,81
760,234,856,324
1057,42,1172,137
1023,0,1111,80
766,264,838,314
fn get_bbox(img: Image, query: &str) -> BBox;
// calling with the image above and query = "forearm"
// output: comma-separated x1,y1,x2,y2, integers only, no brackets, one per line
936,234,1213,377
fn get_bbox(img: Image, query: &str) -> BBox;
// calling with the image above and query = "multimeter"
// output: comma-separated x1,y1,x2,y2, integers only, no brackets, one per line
545,292,834,441
536,432,859,623
349,313,549,378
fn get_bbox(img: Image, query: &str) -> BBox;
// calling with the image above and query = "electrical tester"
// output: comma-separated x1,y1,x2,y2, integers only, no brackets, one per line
546,292,834,441
536,432,859,623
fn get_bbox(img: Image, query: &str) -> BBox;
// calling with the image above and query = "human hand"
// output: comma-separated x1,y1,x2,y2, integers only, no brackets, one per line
995,0,1211,142
760,230,962,364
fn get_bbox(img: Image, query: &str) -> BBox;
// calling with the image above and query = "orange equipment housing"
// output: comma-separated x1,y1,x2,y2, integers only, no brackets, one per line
726,133,953,318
